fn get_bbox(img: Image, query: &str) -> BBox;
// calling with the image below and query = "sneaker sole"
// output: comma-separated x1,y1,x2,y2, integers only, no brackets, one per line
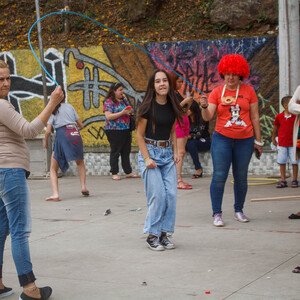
214,223,224,227
163,245,175,250
147,245,165,251
234,217,249,223
0,291,13,298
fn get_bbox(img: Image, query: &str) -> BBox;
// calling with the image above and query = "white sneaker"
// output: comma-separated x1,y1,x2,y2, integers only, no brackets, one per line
234,212,250,223
213,213,224,227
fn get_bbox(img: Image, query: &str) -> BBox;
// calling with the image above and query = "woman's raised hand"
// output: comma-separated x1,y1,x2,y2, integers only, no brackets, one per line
199,94,208,108
49,86,64,106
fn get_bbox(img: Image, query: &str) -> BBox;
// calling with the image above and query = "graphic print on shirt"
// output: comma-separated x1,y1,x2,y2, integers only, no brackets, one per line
224,104,247,128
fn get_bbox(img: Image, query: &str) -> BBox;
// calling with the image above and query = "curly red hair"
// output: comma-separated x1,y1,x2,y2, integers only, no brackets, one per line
217,54,250,79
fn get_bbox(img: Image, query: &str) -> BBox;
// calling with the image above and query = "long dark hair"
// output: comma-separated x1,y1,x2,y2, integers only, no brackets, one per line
52,89,66,115
136,69,183,132
104,82,124,104
188,101,202,125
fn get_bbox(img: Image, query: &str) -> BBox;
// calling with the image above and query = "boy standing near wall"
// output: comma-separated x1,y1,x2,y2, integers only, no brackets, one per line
272,96,298,188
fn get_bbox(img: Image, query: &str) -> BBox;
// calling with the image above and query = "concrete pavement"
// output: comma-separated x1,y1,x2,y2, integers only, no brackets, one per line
2,175,300,300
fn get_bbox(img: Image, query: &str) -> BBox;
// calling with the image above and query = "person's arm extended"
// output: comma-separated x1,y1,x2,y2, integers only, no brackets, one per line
250,102,262,142
105,108,130,121
194,94,216,121
0,86,63,139
136,117,157,168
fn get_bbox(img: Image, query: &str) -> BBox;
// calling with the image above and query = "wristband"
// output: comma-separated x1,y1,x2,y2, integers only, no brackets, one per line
254,140,264,146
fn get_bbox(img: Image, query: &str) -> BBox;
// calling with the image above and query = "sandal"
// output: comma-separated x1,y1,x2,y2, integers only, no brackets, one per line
81,190,90,196
112,175,121,180
288,213,300,219
177,179,192,190
291,180,299,188
276,180,288,188
292,266,300,273
125,173,140,178
45,196,61,202
192,169,203,179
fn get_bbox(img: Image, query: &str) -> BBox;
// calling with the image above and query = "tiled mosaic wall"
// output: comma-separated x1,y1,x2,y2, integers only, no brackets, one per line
66,150,280,177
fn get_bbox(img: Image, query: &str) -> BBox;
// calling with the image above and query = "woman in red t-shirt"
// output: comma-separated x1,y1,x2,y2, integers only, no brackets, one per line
198,54,263,227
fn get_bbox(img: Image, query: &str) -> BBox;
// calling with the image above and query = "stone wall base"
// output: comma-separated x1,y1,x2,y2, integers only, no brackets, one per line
65,151,283,178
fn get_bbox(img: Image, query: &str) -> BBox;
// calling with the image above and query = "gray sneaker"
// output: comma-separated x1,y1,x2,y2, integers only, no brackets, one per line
146,235,165,251
234,212,250,223
213,213,224,227
160,233,175,249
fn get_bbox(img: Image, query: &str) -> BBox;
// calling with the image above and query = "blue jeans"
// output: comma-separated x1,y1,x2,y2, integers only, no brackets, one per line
0,168,36,286
186,137,211,170
210,132,254,215
138,144,177,237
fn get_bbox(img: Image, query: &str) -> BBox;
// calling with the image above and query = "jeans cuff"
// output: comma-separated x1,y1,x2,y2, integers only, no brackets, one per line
18,271,36,286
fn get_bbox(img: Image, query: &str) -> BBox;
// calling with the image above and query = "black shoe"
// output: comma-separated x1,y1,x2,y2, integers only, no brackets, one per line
160,233,175,250
289,213,300,219
146,235,164,251
0,286,13,298
19,286,52,300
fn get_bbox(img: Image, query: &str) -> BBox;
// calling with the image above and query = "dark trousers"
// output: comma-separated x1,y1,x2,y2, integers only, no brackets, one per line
186,138,211,170
105,129,132,175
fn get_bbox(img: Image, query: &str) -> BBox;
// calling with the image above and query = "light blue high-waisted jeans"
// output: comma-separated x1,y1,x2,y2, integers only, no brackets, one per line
138,144,177,237
0,168,36,286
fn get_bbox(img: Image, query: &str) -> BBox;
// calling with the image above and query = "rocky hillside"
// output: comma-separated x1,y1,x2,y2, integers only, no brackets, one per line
0,0,278,51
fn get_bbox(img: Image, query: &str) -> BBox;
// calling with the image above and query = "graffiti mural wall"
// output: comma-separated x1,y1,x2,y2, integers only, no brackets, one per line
0,36,278,148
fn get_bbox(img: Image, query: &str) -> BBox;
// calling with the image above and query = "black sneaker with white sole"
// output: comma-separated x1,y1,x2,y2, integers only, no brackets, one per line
146,235,164,251
160,233,175,249
19,286,52,300
0,286,13,298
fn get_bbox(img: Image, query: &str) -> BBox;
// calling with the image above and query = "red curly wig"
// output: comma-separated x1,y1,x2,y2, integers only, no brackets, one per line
217,54,250,79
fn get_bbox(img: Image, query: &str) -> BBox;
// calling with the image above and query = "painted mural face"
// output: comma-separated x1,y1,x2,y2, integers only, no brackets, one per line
114,86,124,100
154,71,169,97
0,67,10,98
176,77,183,91
224,73,240,90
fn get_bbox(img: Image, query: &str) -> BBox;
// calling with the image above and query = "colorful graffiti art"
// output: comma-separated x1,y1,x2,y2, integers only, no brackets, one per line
0,35,278,148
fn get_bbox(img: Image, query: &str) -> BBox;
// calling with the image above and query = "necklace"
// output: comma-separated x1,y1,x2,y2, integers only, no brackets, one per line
221,84,240,105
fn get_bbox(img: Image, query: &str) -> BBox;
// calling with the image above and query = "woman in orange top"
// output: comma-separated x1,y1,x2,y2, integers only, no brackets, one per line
198,54,263,227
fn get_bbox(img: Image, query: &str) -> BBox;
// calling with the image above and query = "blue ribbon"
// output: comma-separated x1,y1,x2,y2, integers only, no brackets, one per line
28,10,203,94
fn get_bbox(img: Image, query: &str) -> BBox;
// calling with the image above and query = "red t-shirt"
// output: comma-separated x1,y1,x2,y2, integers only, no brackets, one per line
274,112,296,147
208,83,258,139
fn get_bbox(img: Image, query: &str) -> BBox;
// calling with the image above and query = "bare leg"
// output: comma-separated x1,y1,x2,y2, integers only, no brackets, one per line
176,137,191,187
76,160,88,192
279,164,286,181
47,154,60,200
292,164,298,181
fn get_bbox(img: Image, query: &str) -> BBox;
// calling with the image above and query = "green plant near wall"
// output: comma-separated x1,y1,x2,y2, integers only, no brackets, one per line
258,93,277,146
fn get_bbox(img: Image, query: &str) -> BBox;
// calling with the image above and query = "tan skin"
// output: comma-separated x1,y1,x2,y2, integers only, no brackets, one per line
136,71,180,168
175,78,193,188
198,73,263,156
104,86,136,179
271,99,298,182
0,66,64,298
43,118,89,200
